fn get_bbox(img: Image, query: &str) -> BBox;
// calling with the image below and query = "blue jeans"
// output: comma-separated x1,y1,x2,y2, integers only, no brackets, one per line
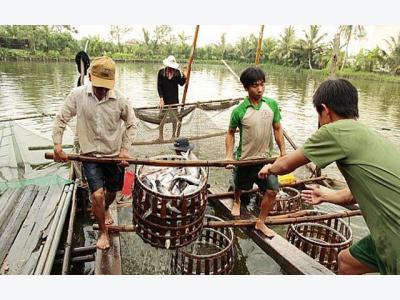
82,162,124,193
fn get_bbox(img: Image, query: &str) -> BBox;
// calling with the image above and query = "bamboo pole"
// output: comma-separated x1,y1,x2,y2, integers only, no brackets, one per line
176,25,200,137
135,97,241,110
61,180,78,275
255,25,265,65
0,113,56,123
45,152,277,167
43,183,74,275
222,59,240,81
207,175,327,200
93,210,362,232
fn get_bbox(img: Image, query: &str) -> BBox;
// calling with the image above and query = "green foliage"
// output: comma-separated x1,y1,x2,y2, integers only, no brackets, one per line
0,25,399,79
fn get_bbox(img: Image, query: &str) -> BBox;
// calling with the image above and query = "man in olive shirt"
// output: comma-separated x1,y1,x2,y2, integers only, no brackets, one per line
258,78,400,274
52,56,138,250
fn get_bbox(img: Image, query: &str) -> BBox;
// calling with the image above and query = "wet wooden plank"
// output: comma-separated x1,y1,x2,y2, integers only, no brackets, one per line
0,187,24,235
1,184,64,274
208,186,334,275
0,185,39,266
94,203,122,275
1,185,59,274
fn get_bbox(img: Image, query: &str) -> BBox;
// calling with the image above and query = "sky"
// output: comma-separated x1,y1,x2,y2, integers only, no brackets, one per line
74,25,400,54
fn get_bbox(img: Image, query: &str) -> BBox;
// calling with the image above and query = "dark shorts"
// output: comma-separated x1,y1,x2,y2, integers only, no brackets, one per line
82,162,124,193
349,234,386,274
233,164,279,192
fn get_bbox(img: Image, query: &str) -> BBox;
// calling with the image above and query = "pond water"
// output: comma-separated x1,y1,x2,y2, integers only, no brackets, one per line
1,61,399,274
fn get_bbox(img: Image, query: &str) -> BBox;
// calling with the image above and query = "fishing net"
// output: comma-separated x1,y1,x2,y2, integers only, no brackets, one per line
132,98,240,145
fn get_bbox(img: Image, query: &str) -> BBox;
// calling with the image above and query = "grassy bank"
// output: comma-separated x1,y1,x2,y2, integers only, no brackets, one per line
1,48,399,83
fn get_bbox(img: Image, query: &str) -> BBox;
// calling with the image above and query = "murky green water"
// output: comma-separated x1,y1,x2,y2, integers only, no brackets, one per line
1,61,399,274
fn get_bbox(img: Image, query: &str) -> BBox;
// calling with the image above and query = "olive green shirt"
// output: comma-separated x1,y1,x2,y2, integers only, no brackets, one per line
52,83,138,156
302,119,400,274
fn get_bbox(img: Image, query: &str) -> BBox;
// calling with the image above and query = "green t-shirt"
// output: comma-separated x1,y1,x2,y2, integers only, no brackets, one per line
229,96,281,160
302,119,400,274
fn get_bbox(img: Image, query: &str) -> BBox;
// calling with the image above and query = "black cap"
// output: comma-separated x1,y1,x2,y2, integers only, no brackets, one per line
171,137,194,152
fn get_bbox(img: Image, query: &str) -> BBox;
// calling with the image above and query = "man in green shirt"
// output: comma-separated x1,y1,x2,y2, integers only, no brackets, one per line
225,67,286,237
258,78,400,274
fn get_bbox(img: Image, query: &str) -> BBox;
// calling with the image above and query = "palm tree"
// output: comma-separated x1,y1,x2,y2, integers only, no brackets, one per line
338,25,366,70
271,26,297,66
384,33,400,74
299,25,328,69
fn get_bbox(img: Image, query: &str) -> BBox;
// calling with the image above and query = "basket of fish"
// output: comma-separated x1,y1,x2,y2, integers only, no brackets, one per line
170,215,235,275
286,211,353,273
132,155,208,249
269,187,302,215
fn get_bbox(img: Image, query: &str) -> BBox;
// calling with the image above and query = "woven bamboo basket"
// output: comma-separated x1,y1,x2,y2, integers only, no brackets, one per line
286,211,353,273
171,215,235,275
269,186,302,215
132,155,208,249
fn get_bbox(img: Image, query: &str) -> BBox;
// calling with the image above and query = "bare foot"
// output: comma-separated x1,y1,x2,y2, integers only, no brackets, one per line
105,209,114,225
255,220,275,238
96,232,110,250
231,202,241,217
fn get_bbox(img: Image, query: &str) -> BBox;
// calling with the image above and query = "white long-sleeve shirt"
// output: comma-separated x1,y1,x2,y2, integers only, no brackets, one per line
52,83,138,156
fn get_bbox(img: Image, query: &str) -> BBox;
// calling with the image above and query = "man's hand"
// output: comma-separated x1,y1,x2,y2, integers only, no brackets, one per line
301,184,325,205
258,164,272,179
225,156,235,170
54,144,68,162
118,149,132,167
159,98,164,109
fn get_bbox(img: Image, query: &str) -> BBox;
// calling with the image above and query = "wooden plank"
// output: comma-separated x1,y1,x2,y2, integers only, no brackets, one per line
208,186,334,275
1,186,50,274
0,185,39,266
94,203,122,275
0,187,24,235
1,184,64,274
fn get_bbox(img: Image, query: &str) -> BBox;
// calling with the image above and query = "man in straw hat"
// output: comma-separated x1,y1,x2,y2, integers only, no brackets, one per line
52,56,138,250
258,78,400,274
157,55,187,140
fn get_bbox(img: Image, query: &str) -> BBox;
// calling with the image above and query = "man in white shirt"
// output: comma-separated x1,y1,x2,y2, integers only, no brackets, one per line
52,56,138,249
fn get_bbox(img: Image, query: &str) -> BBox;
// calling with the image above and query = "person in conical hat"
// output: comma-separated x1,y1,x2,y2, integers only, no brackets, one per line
157,55,188,140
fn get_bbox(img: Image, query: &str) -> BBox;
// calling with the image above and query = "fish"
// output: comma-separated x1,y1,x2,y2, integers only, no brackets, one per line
170,175,201,187
166,202,182,214
277,189,290,200
180,184,199,195
165,230,171,249
155,179,171,195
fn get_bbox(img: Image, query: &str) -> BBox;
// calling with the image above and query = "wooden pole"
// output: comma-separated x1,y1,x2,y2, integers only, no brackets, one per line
181,25,200,107
61,180,78,275
222,59,240,81
45,152,277,168
93,210,362,232
176,25,200,137
255,25,265,65
207,175,327,200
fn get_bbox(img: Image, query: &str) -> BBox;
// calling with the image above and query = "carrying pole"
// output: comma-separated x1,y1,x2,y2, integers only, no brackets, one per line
176,25,200,137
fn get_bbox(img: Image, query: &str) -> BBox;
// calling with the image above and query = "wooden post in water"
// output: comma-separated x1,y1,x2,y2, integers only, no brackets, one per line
330,33,340,79
176,25,200,138
255,25,265,65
